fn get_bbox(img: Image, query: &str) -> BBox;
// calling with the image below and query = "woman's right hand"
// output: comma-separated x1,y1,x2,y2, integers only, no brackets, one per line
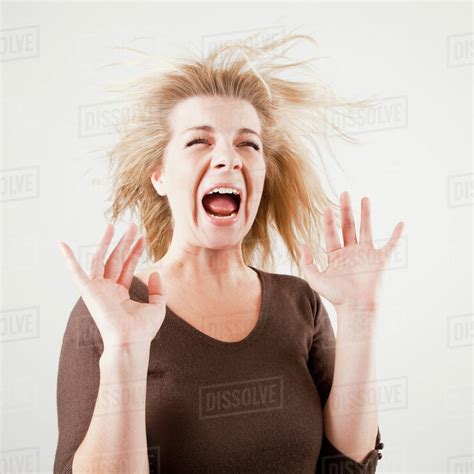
58,222,166,349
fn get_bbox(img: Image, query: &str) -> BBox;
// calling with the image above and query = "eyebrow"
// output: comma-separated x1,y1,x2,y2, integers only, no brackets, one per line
183,125,262,142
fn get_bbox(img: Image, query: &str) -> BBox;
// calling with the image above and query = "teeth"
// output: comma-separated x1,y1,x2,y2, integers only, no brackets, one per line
208,211,237,218
206,187,240,196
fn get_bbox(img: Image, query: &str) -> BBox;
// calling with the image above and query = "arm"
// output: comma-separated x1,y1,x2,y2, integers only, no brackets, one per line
324,305,380,462
53,297,151,474
299,192,402,472
309,291,383,474
73,344,151,473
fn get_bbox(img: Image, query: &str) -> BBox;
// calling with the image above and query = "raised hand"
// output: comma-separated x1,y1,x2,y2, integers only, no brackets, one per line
299,192,404,314
58,222,166,348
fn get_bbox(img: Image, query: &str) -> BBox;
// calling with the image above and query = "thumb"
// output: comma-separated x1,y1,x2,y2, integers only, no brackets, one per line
298,243,315,266
298,243,328,294
148,271,166,306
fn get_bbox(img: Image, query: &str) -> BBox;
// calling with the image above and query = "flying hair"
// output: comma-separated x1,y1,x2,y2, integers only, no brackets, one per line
101,28,377,276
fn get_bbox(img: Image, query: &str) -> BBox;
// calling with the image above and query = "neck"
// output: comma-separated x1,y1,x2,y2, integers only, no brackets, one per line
150,243,252,287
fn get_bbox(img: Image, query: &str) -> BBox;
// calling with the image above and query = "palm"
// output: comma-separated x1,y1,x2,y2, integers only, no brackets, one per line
82,277,166,346
300,192,404,312
59,222,166,347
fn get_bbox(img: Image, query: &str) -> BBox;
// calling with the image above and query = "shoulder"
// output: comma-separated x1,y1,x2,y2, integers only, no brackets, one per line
63,295,102,351
130,274,150,303
264,269,311,292
260,268,319,315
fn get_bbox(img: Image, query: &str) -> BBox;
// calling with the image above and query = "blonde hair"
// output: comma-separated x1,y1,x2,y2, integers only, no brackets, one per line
103,29,374,277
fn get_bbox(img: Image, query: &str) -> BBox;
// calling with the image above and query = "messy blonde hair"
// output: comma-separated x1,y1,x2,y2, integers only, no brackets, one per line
103,29,374,277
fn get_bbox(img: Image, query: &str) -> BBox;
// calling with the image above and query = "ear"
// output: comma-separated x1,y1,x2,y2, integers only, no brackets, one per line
151,168,167,196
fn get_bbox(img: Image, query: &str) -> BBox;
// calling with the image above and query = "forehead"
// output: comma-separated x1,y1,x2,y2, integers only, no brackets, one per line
170,95,261,134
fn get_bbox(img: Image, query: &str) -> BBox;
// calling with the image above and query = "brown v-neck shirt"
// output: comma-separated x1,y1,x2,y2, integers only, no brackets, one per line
54,266,383,473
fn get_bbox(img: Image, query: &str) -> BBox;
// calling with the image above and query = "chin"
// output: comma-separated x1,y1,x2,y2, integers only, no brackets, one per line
200,235,242,250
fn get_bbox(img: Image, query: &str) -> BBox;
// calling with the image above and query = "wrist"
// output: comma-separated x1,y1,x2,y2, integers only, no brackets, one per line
335,307,379,342
334,300,379,315
100,342,151,382
102,339,152,355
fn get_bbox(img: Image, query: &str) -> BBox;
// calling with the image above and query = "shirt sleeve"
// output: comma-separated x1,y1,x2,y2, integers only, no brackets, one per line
53,296,103,474
307,288,384,473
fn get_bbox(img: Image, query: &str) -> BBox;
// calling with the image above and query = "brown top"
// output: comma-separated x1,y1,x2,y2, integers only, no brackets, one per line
54,266,383,473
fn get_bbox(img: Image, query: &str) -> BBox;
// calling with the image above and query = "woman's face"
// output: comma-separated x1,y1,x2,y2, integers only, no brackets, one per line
151,95,266,250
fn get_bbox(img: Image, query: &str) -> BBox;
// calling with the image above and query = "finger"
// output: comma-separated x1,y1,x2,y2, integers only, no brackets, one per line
104,222,138,281
89,223,115,279
323,207,341,253
381,221,404,259
298,244,332,296
299,243,315,266
359,196,373,245
59,241,90,292
148,271,166,306
340,191,358,246
117,236,146,290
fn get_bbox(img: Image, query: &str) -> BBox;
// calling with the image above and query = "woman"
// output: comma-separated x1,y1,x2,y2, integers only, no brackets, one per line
54,32,403,473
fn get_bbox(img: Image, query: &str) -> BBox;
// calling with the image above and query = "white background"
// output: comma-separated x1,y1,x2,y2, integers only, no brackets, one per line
1,2,472,473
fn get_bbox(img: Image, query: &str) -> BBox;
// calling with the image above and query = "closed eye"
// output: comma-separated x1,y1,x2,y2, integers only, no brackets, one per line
238,141,260,151
186,137,260,151
185,138,209,147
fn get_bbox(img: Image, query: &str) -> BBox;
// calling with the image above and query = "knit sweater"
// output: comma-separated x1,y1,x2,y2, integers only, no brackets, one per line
54,266,383,473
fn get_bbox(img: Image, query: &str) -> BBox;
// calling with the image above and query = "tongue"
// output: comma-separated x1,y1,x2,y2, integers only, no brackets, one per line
202,194,238,216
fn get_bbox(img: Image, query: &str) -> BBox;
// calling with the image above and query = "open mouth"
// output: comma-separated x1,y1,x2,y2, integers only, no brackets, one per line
201,189,241,219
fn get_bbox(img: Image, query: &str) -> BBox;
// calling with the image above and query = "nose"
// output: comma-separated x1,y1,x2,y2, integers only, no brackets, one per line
210,144,243,171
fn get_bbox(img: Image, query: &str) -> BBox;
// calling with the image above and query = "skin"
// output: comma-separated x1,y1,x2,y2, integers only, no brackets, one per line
300,193,404,314
300,193,404,462
147,95,267,290
58,94,404,467
57,95,268,471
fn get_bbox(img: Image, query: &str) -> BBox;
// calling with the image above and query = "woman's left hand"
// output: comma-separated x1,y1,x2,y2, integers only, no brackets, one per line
299,192,404,315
